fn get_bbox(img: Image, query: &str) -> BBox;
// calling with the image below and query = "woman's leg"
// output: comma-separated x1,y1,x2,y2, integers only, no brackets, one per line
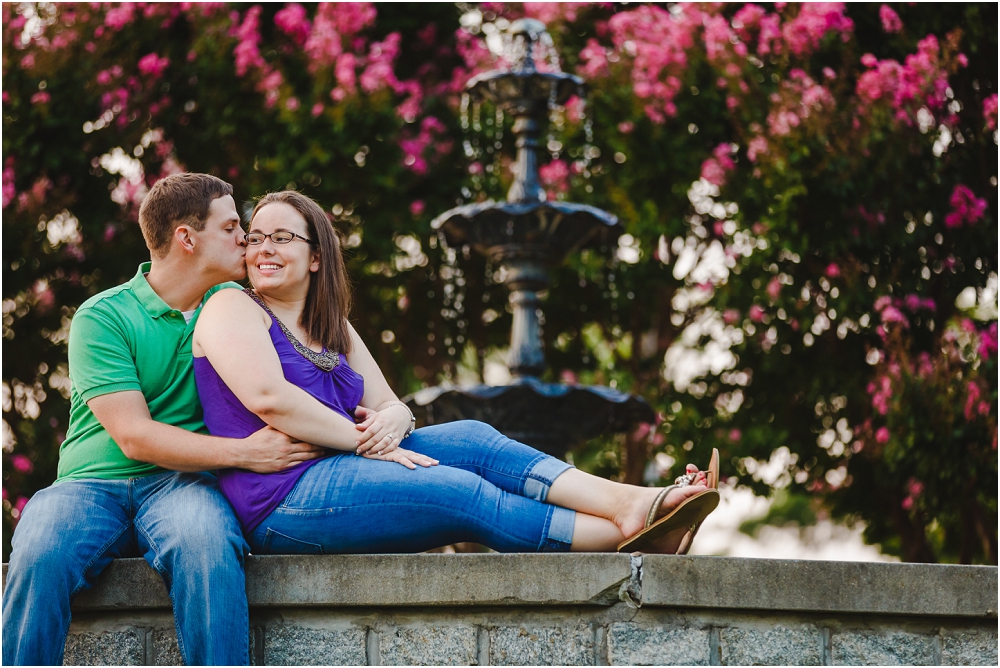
249,453,578,554
403,421,571,502
549,468,709,553
403,421,709,552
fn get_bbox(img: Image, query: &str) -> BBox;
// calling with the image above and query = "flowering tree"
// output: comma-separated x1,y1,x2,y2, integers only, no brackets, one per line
3,2,996,564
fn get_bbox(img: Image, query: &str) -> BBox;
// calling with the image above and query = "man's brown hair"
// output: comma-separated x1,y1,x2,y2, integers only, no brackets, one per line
249,191,353,354
138,173,234,258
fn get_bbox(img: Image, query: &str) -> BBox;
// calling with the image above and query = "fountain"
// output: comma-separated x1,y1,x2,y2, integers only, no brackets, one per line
404,19,654,457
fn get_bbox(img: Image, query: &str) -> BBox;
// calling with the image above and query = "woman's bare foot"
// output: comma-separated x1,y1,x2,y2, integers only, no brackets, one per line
614,465,710,553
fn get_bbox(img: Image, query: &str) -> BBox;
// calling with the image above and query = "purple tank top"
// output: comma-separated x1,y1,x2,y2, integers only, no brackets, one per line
194,293,364,533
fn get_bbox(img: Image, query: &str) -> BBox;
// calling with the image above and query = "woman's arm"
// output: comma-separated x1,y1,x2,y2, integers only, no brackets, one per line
344,322,416,453
193,289,360,452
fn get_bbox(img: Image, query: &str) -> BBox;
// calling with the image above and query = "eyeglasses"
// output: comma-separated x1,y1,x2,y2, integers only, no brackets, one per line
244,231,313,246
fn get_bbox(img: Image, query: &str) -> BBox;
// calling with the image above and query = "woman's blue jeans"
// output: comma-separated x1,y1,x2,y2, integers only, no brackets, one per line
249,421,577,554
1,471,249,666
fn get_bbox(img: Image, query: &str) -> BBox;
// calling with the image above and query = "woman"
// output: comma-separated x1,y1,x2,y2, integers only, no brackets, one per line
192,191,719,555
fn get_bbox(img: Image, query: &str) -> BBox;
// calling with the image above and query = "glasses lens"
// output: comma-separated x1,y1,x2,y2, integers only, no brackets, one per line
245,233,265,245
271,232,295,244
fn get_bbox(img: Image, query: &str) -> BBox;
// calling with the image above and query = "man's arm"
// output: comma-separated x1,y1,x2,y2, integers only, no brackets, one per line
88,391,325,473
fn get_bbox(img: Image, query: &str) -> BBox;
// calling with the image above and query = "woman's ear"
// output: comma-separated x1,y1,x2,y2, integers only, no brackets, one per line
310,250,321,273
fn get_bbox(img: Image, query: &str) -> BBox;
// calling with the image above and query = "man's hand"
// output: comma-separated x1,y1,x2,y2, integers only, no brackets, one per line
239,426,326,473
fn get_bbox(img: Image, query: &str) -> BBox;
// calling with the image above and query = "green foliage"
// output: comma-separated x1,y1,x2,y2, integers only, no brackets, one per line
2,3,996,564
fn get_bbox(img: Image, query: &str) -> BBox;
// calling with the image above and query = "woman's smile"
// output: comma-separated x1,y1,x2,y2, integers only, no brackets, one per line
256,262,283,274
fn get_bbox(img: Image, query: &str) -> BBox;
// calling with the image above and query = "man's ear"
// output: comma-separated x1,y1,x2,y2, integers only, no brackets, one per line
174,225,197,255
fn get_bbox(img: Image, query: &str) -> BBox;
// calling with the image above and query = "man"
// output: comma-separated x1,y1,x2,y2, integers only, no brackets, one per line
1,173,324,665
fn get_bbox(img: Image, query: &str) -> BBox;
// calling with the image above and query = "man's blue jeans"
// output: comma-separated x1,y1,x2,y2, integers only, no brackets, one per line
249,421,577,554
1,471,249,666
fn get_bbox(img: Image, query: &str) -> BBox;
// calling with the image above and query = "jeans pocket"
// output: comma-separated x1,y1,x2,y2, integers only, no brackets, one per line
261,527,324,555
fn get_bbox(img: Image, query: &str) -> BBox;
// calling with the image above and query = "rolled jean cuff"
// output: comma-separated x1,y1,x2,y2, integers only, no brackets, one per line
542,506,576,551
522,456,574,503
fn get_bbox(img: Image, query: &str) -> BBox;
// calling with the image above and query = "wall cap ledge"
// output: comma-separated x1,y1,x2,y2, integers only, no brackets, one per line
2,554,996,618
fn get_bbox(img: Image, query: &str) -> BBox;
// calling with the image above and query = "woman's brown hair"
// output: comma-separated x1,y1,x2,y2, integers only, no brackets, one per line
249,191,353,354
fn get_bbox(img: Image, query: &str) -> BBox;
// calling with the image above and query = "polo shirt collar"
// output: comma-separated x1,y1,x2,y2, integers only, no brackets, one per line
130,262,174,319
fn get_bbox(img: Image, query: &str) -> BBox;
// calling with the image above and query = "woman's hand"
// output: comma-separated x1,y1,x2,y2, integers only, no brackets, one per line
354,405,411,456
362,446,438,470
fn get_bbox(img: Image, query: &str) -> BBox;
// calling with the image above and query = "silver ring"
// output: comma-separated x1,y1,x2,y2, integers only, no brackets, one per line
385,433,393,440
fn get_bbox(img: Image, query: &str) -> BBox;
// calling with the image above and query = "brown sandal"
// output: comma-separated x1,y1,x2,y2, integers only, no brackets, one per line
677,448,720,555
616,448,721,554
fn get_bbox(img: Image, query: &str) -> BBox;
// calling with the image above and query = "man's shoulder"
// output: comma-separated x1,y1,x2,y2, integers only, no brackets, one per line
205,281,245,300
76,281,137,317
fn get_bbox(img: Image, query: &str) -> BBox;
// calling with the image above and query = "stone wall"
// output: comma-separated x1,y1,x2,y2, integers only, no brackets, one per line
3,554,997,665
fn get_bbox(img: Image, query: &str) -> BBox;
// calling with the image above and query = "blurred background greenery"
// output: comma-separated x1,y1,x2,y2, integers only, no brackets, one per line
2,2,996,563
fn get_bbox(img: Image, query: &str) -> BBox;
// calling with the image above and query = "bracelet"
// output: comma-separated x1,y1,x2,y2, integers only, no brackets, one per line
385,401,416,439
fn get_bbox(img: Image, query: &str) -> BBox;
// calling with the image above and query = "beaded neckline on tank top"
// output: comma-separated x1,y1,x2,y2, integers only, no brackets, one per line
244,288,340,371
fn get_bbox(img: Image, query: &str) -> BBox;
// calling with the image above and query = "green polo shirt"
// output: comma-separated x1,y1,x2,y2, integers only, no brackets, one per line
56,263,240,482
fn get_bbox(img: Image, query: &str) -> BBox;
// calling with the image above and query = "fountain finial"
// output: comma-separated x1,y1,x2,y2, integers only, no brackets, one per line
506,18,548,72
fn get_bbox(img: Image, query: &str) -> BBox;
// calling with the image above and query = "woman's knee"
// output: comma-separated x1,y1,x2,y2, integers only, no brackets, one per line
412,420,503,448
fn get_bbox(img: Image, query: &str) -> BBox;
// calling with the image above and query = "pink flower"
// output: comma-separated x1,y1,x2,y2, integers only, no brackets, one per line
274,3,310,45
539,159,571,199
879,5,903,33
560,369,578,385
781,3,854,58
360,33,403,94
311,102,324,117
2,160,15,209
978,322,998,360
578,38,609,79
766,277,782,301
20,53,35,69
875,427,890,444
728,429,742,442
233,6,266,77
409,200,425,216
749,305,765,322
700,143,736,187
984,94,998,131
703,14,733,63
879,305,909,327
632,423,652,440
901,496,913,510
137,53,170,78
747,136,768,162
964,381,981,421
285,97,300,111
945,184,988,229
334,53,357,92
14,496,28,515
825,263,841,278
11,454,33,474
104,4,135,30
398,115,446,175
723,309,741,325
30,92,50,105
617,121,634,134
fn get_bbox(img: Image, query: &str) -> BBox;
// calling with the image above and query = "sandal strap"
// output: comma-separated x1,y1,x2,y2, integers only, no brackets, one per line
645,484,679,528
